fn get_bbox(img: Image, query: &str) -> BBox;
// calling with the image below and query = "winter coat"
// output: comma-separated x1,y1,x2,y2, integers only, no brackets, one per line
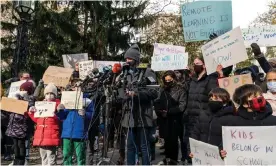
263,91,276,116
28,99,61,146
56,99,94,139
185,73,218,135
119,68,158,128
191,103,235,148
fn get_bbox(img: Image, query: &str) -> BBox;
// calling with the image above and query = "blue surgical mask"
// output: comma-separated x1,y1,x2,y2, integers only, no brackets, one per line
267,81,276,92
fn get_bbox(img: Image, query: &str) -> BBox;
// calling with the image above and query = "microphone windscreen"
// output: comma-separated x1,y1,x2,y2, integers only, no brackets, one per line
112,63,122,74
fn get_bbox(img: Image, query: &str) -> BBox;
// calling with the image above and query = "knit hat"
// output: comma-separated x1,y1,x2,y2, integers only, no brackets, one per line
124,44,140,63
20,81,35,95
44,83,57,96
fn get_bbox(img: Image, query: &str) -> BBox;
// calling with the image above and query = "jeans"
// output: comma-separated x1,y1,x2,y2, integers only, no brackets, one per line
126,127,151,165
40,146,57,166
63,139,86,165
25,137,30,158
12,137,26,165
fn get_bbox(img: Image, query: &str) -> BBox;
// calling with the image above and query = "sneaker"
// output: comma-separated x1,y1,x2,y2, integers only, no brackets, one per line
4,155,12,161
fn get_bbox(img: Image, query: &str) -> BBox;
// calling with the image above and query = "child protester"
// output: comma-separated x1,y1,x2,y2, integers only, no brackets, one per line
56,83,93,165
220,84,276,158
189,88,235,158
263,68,276,115
28,83,61,165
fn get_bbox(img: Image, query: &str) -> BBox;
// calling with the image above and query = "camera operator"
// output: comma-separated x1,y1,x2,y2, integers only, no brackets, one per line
118,44,158,165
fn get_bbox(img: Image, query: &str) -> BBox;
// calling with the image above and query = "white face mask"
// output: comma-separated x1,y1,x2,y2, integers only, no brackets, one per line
45,93,55,101
19,91,28,97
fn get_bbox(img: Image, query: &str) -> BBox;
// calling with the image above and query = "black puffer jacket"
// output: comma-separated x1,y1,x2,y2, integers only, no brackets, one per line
185,73,218,134
191,103,235,147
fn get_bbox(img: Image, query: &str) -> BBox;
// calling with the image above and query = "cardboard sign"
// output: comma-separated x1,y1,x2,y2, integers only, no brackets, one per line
218,73,252,98
222,126,276,165
42,66,73,87
0,97,28,115
151,43,188,71
8,80,26,98
79,60,94,80
62,53,88,68
201,27,248,75
61,91,83,109
181,1,232,42
242,25,276,47
189,138,224,165
34,101,56,118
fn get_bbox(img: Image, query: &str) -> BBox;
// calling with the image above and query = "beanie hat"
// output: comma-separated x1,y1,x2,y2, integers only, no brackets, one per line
20,81,35,95
44,83,57,96
124,44,141,63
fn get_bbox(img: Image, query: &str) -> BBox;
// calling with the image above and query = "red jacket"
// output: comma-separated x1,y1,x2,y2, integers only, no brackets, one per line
28,99,61,146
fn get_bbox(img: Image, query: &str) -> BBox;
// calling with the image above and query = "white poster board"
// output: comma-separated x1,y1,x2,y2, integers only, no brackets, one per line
189,138,224,165
151,43,188,71
242,25,276,47
79,60,94,80
8,80,26,98
62,53,88,68
201,27,248,75
34,101,56,118
61,91,83,109
222,126,276,165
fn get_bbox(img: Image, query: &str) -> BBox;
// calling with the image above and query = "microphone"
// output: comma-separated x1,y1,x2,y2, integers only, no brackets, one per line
82,68,99,83
122,63,130,78
112,63,122,74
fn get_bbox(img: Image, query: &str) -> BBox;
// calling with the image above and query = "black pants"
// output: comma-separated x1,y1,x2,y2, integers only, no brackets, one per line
12,137,26,165
164,116,183,162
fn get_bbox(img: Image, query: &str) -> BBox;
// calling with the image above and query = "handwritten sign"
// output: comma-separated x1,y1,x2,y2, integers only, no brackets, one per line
151,43,188,71
8,80,26,98
61,91,83,109
0,97,28,115
201,27,248,75
181,1,232,42
218,73,252,98
79,60,94,80
34,101,56,118
242,25,276,47
62,53,88,68
189,138,224,165
42,66,73,87
222,126,276,165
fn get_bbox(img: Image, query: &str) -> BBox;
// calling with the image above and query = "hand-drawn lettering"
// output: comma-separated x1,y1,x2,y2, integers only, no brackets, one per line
266,146,273,153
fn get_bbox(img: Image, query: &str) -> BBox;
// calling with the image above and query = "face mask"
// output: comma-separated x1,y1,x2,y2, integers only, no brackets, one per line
19,91,28,98
127,60,136,67
208,101,224,112
248,96,266,112
164,81,175,88
193,65,204,74
45,94,55,101
267,81,276,92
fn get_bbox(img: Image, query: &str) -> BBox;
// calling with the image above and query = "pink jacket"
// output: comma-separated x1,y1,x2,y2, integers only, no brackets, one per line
263,91,276,116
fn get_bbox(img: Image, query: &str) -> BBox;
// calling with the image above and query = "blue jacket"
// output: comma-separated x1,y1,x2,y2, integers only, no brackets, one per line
57,98,94,139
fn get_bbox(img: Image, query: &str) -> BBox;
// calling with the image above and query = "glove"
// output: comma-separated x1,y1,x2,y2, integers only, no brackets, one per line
28,106,37,113
78,109,85,116
251,43,262,57
38,79,44,87
209,33,218,40
57,104,65,111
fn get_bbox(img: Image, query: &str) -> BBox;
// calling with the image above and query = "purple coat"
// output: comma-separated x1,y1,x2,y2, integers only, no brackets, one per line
6,113,28,138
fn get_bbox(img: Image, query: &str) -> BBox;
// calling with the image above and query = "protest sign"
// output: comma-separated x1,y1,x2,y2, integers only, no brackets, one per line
189,138,224,165
7,80,26,98
61,91,83,109
79,60,94,80
43,66,73,87
201,27,248,75
218,73,252,98
181,1,232,42
151,43,188,71
242,25,276,47
34,101,56,118
222,126,276,165
62,53,88,68
0,97,28,115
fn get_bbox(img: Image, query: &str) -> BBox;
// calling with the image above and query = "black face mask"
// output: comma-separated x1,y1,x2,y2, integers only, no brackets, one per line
193,65,204,74
208,101,224,112
164,81,175,88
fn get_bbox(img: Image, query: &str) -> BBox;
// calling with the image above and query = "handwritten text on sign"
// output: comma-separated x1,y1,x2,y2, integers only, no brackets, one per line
242,25,276,48
189,138,224,165
8,80,26,98
61,91,83,109
181,1,232,42
218,73,252,98
222,126,276,165
153,43,185,56
42,66,73,87
34,101,56,118
151,53,188,71
79,60,94,80
201,27,248,75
